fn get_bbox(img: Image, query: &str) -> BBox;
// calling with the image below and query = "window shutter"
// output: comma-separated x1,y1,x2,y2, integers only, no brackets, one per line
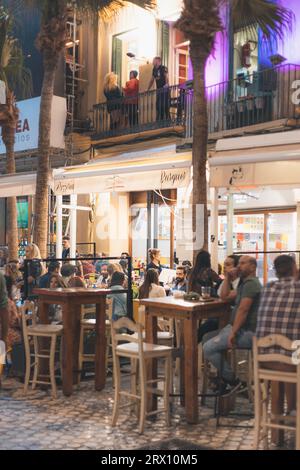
161,21,169,67
112,36,122,86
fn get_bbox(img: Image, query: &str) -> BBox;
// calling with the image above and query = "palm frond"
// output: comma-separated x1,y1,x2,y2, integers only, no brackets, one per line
176,0,223,56
231,0,294,43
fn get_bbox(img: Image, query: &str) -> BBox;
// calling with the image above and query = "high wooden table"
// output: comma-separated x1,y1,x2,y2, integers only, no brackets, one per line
141,297,231,424
34,288,111,397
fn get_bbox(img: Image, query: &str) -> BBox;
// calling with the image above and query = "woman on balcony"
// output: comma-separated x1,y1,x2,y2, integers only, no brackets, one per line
103,72,123,130
123,70,139,127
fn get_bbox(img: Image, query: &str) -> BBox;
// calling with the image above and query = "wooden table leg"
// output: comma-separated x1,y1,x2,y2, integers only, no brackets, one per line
184,315,198,424
38,300,50,384
271,381,285,446
145,309,157,413
72,303,81,386
95,298,106,391
62,302,74,396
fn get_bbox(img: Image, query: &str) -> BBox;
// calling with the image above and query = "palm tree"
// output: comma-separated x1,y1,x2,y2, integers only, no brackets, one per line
22,0,155,258
176,0,293,259
0,7,32,259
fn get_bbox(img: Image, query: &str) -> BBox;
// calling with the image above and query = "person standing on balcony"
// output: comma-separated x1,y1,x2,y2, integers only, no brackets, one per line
123,71,139,127
148,57,170,122
103,72,123,130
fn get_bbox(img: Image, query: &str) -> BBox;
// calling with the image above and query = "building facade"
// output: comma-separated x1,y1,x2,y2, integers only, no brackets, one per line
1,0,300,277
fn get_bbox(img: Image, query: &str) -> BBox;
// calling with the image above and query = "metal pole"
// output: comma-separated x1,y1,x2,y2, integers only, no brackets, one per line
147,191,152,263
70,194,77,260
210,187,219,272
127,256,133,320
226,191,234,256
153,191,158,249
56,195,63,259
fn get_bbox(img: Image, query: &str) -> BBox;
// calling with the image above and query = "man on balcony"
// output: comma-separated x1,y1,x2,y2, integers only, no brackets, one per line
148,57,170,122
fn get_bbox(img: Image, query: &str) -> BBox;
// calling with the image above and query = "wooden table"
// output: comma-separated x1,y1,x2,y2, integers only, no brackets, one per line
34,288,111,396
141,297,231,424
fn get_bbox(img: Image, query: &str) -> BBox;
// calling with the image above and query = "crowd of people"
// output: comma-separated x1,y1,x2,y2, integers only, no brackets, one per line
1,241,300,407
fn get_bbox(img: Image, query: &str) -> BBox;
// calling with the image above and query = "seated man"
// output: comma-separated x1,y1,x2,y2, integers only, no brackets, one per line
198,255,240,343
96,263,109,287
256,255,300,411
172,265,188,292
203,255,262,395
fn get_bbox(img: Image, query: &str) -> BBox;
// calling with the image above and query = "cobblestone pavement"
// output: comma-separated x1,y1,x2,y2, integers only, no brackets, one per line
0,374,293,451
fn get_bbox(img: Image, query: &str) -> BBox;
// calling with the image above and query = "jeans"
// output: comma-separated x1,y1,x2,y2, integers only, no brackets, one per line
0,306,9,347
198,318,219,343
203,324,254,383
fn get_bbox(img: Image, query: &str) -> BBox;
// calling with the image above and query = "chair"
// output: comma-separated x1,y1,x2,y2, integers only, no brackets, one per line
78,300,113,378
111,316,173,434
231,347,253,402
21,301,63,399
253,334,300,450
137,300,174,346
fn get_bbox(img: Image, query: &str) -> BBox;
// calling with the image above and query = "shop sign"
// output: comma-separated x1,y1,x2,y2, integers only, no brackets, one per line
160,168,189,188
54,179,75,195
0,96,66,155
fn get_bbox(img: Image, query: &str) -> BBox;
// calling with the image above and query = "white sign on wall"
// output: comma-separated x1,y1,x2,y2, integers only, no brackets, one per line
53,167,191,195
0,95,67,155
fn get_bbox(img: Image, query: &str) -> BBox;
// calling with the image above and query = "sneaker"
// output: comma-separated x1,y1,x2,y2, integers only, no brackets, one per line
221,379,244,397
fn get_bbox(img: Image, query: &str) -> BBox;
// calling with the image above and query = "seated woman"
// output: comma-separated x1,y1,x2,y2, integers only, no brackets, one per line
188,250,222,297
108,271,127,322
48,274,66,323
4,276,22,350
138,268,166,325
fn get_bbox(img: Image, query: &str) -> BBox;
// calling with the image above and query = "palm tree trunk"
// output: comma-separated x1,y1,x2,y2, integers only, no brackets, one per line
33,62,56,258
190,44,209,261
2,124,18,260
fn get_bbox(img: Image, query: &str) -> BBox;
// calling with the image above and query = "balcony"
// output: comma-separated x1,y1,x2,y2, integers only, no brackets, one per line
92,84,188,142
92,63,300,144
204,62,300,140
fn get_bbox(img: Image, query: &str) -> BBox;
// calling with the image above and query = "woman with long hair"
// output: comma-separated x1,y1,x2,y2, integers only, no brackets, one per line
138,268,165,325
21,243,45,299
103,72,123,130
4,276,22,350
188,250,221,296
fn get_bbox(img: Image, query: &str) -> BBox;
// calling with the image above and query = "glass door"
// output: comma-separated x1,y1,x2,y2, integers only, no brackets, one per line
266,212,297,281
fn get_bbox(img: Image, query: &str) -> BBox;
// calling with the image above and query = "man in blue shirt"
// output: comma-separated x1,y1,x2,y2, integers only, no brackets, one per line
172,266,188,292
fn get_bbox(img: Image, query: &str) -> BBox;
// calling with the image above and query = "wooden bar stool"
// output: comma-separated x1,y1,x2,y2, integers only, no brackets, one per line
253,334,300,449
78,300,112,378
111,317,173,434
21,301,63,399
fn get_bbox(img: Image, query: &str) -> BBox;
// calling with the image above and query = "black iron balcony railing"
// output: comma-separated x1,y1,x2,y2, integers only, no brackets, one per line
92,84,187,140
203,62,300,138
92,63,300,141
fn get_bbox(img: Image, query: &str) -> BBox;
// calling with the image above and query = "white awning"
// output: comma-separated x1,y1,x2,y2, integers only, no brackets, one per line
210,131,300,188
0,173,37,197
52,148,192,195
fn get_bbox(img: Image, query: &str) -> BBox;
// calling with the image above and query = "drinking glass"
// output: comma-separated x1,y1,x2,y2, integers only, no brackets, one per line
201,286,211,299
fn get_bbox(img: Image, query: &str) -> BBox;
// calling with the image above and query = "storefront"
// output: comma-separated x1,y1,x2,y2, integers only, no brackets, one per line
210,129,300,282
52,145,192,265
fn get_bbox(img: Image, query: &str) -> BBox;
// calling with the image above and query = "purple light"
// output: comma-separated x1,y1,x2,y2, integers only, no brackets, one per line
277,0,300,64
188,5,229,87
